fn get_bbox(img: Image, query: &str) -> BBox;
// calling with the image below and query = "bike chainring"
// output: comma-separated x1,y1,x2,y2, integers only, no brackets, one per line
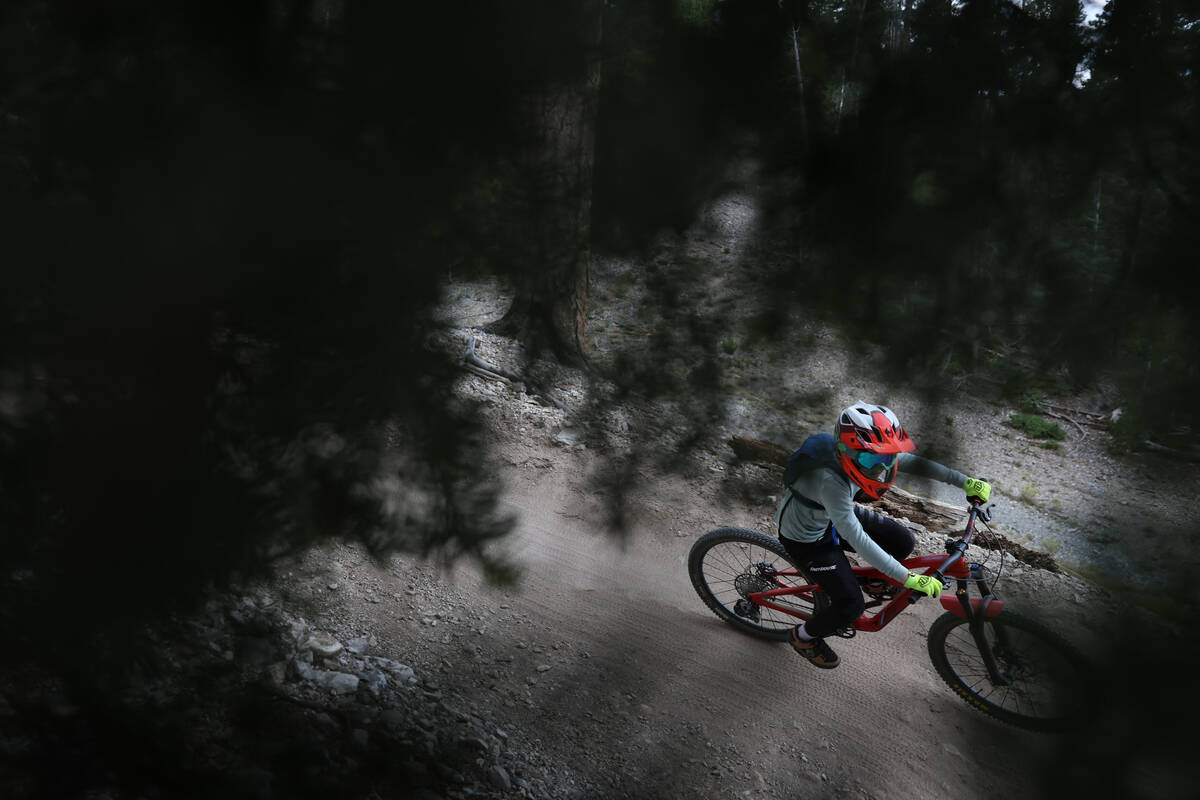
860,577,895,600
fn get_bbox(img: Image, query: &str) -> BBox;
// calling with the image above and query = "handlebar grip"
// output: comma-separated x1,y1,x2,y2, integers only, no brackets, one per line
906,574,947,604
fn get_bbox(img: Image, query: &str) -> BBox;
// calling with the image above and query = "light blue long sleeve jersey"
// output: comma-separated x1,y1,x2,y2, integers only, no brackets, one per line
774,453,968,584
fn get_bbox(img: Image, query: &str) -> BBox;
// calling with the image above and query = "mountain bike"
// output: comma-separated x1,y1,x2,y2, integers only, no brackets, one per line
687,501,1092,731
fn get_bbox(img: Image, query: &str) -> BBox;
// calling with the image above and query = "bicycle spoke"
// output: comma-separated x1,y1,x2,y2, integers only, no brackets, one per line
929,611,1089,729
689,529,825,640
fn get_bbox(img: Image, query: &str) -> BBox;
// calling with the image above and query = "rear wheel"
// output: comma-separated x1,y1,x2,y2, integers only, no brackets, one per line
688,527,828,641
927,610,1092,731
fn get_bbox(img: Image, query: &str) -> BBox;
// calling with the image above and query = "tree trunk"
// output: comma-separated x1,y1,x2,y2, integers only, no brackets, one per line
791,23,810,152
487,1,602,367
784,0,828,151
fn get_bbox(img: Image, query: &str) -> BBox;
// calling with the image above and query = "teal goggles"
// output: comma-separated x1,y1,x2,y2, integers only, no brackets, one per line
852,450,897,471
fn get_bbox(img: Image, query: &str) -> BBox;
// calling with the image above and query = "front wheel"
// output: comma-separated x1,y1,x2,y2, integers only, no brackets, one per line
688,527,828,641
927,610,1092,731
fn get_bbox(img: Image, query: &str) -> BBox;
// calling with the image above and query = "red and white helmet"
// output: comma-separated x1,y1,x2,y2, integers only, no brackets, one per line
834,403,915,499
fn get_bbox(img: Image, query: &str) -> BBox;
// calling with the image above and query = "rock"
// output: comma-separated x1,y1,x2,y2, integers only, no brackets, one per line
488,764,513,791
288,619,309,643
379,709,408,730
346,635,373,655
358,666,388,697
266,662,288,686
371,657,417,685
433,762,463,782
553,428,583,447
292,657,316,681
301,631,343,658
235,636,277,666
454,735,489,756
312,670,360,695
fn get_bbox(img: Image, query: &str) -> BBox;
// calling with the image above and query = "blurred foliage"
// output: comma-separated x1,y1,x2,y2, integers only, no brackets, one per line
2,0,1199,796
0,0,1195,641
765,0,1198,442
0,0,595,648
0,0,1196,630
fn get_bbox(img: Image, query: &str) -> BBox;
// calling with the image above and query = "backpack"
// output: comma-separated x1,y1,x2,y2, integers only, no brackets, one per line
782,433,849,511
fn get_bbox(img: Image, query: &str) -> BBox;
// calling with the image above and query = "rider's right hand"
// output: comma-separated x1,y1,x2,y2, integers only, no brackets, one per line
903,572,944,598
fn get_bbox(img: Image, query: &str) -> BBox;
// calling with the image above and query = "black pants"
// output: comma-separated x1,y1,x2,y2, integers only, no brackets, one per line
778,507,915,639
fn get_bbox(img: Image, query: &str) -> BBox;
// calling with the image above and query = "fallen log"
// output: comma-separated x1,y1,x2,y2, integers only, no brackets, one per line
877,486,964,531
729,435,790,466
726,435,1060,572
729,436,963,531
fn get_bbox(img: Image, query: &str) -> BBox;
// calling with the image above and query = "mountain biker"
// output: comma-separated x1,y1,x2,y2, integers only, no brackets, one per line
776,403,992,669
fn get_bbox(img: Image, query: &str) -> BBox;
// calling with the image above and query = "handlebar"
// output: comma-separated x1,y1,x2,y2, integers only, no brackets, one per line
929,501,993,586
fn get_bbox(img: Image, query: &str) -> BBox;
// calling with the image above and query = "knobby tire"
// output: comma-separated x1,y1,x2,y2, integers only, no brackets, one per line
926,609,1092,731
688,527,828,641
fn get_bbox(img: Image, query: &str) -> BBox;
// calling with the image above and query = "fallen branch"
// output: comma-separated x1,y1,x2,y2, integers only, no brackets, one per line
464,362,512,385
1039,409,1086,438
463,335,522,382
1039,402,1108,421
460,334,570,413
972,531,1061,573
1142,440,1200,462
728,435,788,466
726,435,1068,572
727,436,964,531
1031,400,1109,432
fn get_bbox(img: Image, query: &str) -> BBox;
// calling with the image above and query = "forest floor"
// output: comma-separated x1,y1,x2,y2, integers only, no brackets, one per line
255,160,1197,799
8,161,1195,800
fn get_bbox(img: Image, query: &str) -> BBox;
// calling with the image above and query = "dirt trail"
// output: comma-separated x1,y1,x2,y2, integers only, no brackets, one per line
323,444,1069,800
262,156,1200,799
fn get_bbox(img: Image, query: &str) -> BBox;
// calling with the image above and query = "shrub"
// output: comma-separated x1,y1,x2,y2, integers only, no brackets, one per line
1004,413,1066,440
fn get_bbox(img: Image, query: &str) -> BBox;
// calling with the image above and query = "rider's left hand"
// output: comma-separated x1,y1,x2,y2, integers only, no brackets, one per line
964,477,992,504
903,572,944,598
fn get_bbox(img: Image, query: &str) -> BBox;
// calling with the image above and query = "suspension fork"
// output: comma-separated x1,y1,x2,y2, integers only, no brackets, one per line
955,564,1012,686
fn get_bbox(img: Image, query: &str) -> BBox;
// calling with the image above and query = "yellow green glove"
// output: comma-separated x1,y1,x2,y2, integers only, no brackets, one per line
964,477,992,504
903,572,944,598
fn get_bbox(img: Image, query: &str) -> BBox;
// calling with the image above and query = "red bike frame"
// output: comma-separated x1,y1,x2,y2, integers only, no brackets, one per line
747,502,1004,632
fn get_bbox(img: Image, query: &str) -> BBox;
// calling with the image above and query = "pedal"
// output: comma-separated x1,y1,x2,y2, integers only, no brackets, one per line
833,627,856,639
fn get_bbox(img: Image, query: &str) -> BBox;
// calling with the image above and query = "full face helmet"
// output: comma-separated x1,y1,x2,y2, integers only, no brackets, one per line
834,403,915,499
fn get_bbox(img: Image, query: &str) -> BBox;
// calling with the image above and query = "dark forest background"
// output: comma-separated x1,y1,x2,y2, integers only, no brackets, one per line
1,0,1198,797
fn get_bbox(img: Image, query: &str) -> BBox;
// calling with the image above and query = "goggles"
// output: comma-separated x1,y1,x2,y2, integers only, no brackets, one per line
852,450,897,472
